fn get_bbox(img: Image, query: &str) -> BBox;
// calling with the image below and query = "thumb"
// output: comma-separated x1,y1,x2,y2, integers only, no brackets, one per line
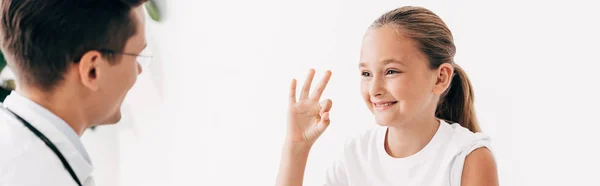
316,112,331,134
319,99,333,115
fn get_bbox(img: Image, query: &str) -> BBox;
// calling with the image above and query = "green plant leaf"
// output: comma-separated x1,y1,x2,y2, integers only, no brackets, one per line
145,0,161,22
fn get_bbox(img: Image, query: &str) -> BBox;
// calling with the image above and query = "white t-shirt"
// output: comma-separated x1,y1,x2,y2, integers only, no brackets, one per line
324,119,491,186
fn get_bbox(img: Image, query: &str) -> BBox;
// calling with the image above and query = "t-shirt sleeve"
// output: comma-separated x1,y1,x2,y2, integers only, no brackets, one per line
322,133,363,186
322,127,381,186
322,155,348,186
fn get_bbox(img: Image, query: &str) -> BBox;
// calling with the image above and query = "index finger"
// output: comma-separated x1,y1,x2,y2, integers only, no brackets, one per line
310,70,332,101
289,78,297,104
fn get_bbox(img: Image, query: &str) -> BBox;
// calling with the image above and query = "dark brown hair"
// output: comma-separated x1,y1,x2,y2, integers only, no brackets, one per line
372,6,481,132
0,0,148,92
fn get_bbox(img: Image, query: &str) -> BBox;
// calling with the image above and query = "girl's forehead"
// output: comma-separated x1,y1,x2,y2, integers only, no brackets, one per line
360,27,426,68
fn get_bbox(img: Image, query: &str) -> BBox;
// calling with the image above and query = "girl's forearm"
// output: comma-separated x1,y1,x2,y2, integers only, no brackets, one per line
276,142,312,186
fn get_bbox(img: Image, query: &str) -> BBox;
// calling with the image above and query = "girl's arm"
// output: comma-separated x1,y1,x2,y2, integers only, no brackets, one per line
276,69,333,186
461,147,499,186
276,142,312,186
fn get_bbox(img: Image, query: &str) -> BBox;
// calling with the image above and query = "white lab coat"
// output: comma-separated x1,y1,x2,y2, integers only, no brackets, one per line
0,92,95,186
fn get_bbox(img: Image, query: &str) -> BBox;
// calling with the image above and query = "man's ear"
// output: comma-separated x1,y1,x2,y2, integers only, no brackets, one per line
78,51,105,91
432,63,454,95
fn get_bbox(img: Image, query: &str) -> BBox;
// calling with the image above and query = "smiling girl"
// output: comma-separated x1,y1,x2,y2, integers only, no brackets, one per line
277,6,498,186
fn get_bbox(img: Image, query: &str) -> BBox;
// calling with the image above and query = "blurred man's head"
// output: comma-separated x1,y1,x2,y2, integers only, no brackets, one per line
0,0,149,126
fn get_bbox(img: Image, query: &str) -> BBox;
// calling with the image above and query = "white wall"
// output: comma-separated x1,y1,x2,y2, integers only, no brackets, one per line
82,0,600,185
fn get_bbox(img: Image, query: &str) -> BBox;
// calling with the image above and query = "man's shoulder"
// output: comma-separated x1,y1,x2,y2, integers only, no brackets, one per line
0,146,78,185
0,119,63,181
0,109,92,186
0,110,43,167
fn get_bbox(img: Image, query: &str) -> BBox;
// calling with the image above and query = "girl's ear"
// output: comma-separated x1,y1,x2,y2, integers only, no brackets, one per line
432,63,453,95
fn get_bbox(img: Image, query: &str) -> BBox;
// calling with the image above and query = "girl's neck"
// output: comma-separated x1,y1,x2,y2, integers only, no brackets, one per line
384,116,440,158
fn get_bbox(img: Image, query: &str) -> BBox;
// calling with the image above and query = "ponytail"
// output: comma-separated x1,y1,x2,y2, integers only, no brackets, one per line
436,64,480,132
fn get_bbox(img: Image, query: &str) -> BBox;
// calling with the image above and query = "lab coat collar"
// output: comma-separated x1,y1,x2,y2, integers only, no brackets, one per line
3,91,94,183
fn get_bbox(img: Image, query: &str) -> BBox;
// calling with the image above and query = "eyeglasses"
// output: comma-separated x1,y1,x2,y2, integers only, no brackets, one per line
98,48,153,68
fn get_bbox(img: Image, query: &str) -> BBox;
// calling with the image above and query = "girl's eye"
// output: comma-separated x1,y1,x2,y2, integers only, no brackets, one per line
386,69,400,75
361,71,371,77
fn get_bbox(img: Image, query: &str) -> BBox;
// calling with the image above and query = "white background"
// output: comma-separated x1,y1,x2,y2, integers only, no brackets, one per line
78,0,600,185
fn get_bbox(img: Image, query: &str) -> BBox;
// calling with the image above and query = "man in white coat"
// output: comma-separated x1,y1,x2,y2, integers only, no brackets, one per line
0,0,150,185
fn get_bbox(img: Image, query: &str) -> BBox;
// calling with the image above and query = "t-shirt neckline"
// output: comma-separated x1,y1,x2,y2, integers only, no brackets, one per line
378,119,449,163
